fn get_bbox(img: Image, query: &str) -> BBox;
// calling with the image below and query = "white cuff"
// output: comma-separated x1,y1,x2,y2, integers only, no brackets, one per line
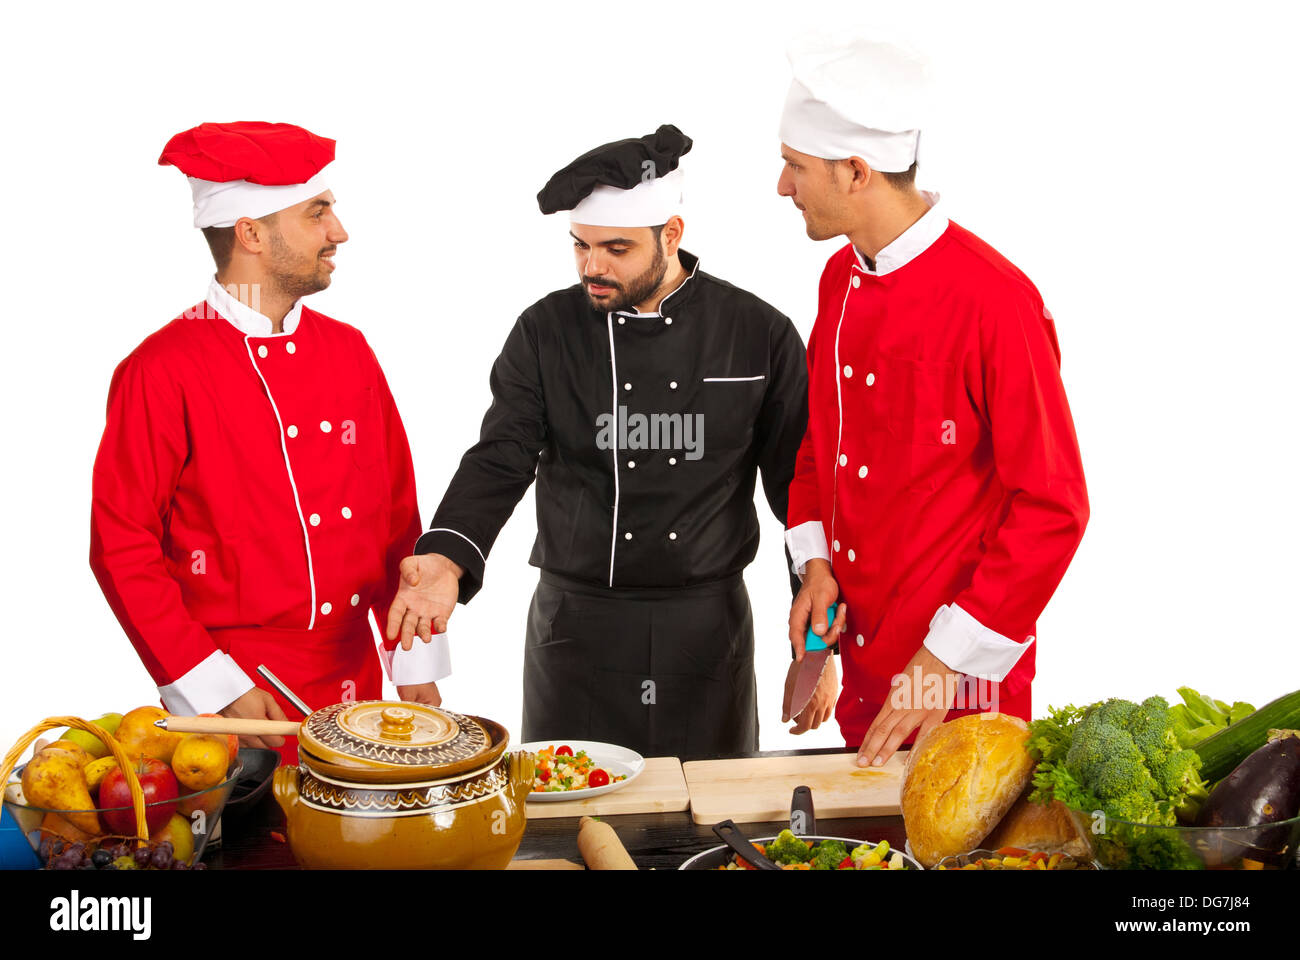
158,651,256,716
785,520,831,578
385,632,453,686
922,604,1035,682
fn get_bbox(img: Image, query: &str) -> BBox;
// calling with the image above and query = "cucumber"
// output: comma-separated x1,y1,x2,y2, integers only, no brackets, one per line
1194,688,1300,783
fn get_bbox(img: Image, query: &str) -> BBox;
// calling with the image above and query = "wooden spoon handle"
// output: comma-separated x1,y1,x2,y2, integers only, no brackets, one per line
157,716,300,736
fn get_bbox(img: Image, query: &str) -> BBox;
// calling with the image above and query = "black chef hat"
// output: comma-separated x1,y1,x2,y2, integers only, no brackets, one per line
537,124,692,226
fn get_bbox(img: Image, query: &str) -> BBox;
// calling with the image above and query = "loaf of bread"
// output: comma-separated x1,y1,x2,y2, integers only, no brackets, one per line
981,788,1090,859
900,713,1036,868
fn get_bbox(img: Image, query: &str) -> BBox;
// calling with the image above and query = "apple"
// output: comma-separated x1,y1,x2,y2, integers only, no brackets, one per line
99,757,179,835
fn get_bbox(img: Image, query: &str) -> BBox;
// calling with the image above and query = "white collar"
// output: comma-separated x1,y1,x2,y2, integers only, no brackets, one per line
204,275,304,337
852,189,948,277
612,252,701,318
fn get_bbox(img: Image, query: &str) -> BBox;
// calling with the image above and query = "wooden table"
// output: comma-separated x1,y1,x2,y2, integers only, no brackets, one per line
207,746,908,870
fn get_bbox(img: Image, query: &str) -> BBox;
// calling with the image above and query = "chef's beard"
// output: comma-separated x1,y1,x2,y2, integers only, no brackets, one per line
266,227,333,300
582,240,667,314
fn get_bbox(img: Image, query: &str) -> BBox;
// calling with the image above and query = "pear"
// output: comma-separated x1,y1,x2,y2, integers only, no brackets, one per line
21,747,101,835
42,740,92,766
55,714,123,759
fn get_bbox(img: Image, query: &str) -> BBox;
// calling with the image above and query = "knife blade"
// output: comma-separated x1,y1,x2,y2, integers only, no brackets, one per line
783,604,838,721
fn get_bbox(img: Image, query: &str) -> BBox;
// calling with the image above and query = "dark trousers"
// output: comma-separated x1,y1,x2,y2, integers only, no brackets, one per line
522,571,759,760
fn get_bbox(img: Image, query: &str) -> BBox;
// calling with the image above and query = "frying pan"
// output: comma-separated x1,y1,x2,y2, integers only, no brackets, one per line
679,784,924,870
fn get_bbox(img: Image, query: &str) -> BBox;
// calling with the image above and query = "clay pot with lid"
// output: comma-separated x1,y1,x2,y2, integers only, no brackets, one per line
272,701,535,869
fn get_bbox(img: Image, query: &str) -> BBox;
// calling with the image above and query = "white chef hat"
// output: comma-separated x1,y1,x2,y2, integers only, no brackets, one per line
779,32,933,172
567,167,686,228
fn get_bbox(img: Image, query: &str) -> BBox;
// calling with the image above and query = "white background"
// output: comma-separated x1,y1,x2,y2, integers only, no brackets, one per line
2,0,1297,757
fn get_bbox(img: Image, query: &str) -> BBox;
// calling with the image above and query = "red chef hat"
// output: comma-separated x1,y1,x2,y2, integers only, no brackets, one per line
158,121,336,228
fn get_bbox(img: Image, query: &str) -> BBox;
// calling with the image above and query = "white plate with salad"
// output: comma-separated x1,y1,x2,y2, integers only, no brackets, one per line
517,740,646,802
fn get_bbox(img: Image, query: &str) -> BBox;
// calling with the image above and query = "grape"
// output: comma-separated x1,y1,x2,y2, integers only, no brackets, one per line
50,840,65,857
171,860,188,870
133,846,151,867
91,849,112,868
66,843,86,860
38,838,53,861
150,847,173,871
191,862,207,871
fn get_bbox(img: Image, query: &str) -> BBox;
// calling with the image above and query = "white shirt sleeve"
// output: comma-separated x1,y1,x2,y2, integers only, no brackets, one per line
922,603,1035,682
785,520,831,579
157,650,256,716
383,633,453,686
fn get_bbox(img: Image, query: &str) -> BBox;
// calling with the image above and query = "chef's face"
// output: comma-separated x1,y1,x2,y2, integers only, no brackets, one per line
777,144,850,241
263,190,348,299
571,223,668,313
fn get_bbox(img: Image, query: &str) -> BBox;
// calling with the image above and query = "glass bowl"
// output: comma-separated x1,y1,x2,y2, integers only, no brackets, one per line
3,758,244,869
1068,809,1300,870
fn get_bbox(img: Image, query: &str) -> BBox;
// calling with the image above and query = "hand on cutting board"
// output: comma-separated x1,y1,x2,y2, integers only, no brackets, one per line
386,553,463,650
220,688,288,751
397,681,442,707
856,645,960,768
787,559,846,659
784,652,839,733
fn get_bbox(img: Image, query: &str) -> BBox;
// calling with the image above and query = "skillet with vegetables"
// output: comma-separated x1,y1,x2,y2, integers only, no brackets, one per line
721,830,911,871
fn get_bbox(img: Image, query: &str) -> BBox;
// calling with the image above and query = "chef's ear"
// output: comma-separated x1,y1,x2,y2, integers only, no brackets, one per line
842,156,874,193
657,215,685,257
231,212,277,257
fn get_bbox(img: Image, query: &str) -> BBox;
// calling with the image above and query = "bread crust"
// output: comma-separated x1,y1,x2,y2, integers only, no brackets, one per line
900,713,1036,868
981,788,1090,858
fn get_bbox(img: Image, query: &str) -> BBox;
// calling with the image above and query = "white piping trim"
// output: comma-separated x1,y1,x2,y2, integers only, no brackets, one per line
423,528,486,566
702,375,766,382
606,312,620,587
829,272,855,543
614,253,701,318
244,337,318,629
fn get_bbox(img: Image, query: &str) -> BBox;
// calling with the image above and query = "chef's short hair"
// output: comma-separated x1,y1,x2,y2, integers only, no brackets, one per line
201,212,281,270
825,158,918,190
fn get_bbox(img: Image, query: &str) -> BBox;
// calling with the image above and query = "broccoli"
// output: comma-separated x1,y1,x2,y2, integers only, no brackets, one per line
1030,696,1209,827
767,829,813,865
809,839,848,870
1065,715,1160,800
1124,696,1182,765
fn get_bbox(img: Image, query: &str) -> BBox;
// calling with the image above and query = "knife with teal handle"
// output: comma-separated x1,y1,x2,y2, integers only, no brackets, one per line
784,604,839,720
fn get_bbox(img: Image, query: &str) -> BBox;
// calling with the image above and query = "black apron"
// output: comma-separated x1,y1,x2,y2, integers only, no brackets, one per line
522,571,759,760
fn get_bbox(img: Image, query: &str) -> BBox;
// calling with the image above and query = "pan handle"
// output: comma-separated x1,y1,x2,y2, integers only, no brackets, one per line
791,784,817,836
712,820,783,871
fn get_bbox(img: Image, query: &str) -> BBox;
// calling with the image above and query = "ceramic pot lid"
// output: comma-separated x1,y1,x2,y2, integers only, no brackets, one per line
296,701,508,784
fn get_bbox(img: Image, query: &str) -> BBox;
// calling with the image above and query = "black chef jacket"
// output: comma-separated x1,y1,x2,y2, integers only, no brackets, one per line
414,249,808,597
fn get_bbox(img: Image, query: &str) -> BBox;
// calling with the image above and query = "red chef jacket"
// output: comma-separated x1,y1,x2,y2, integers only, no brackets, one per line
90,278,440,764
785,192,1089,748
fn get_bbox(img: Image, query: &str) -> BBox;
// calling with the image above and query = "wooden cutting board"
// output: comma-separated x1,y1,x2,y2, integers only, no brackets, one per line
525,756,689,819
683,753,905,825
507,858,584,870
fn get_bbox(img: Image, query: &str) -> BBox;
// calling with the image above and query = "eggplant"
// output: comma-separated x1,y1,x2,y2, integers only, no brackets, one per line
1195,732,1300,865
